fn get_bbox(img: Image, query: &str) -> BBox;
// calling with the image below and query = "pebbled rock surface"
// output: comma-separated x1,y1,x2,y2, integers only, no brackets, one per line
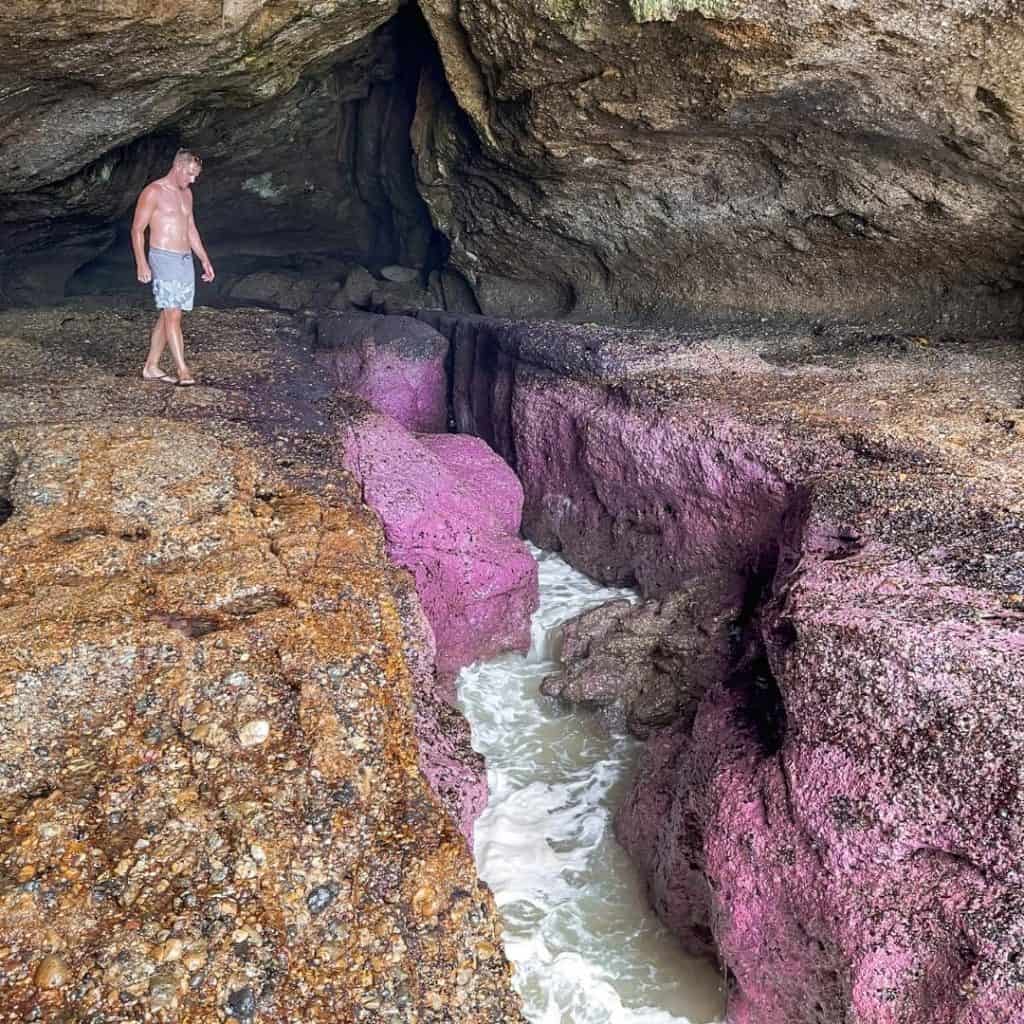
415,0,1024,330
315,312,450,433
0,416,521,1023
339,408,538,682
0,306,508,943
423,309,1024,1024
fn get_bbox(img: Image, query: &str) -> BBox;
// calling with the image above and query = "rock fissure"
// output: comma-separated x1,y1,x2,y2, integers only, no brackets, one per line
403,307,1024,1023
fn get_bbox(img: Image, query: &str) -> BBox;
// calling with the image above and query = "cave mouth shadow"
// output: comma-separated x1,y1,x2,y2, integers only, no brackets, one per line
63,2,450,309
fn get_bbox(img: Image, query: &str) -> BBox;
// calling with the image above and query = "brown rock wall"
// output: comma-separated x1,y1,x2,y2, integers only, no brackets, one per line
415,0,1024,329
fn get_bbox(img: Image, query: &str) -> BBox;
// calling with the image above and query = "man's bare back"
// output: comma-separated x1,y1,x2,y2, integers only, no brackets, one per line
131,149,215,386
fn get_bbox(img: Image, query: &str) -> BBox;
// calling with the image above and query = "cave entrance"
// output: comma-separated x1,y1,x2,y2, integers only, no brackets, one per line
66,4,449,312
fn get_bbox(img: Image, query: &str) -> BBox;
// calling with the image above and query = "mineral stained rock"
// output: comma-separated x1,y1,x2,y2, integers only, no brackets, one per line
339,407,539,680
0,306,522,1019
415,0,1024,329
0,418,522,1022
315,312,451,433
422,310,1024,1024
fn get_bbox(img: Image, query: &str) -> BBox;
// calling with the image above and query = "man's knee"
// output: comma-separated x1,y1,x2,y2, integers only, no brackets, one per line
165,308,183,326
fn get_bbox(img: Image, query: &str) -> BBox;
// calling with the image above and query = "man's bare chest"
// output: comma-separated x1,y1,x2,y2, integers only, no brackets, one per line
155,188,191,222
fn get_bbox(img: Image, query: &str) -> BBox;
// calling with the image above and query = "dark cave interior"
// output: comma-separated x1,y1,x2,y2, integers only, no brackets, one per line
2,5,449,313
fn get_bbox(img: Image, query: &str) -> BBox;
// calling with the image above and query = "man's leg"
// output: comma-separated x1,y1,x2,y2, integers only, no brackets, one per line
163,308,194,384
142,312,168,378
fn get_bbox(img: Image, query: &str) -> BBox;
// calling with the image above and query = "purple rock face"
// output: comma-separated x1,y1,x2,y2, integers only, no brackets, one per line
392,584,487,845
340,409,538,678
513,368,797,604
422,311,1024,1024
316,312,450,433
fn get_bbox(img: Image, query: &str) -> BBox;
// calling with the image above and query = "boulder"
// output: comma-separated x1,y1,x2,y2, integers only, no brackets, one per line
228,271,321,310
340,409,538,678
370,279,441,315
381,264,421,283
316,312,450,433
541,579,738,736
474,273,573,320
342,266,378,308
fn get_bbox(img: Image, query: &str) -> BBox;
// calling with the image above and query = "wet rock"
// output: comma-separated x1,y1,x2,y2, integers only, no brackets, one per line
33,955,70,990
369,279,441,316
316,312,450,433
475,273,573,321
0,309,525,1023
227,983,256,1020
429,269,481,316
541,579,738,736
306,884,338,916
425,310,1024,1024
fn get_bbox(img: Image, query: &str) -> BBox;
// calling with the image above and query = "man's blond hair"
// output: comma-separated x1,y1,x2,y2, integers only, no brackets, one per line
173,148,203,169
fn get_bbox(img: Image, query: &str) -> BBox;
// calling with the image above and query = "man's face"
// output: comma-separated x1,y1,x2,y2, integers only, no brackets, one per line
185,162,201,186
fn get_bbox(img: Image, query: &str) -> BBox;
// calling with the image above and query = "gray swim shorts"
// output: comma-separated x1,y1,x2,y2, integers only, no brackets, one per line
149,247,195,311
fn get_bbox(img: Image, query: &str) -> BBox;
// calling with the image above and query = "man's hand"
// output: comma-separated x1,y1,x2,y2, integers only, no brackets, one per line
137,263,152,284
201,262,215,283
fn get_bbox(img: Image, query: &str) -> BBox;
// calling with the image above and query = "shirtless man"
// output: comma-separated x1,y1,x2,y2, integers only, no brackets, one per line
131,149,215,385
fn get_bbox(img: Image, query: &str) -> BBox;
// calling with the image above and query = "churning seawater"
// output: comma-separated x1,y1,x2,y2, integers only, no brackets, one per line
456,545,726,1024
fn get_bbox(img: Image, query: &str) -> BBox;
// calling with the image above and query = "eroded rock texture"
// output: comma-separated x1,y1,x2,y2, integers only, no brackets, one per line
6,2,1024,328
0,418,521,1022
414,0,1024,328
540,581,737,736
421,309,1024,1024
0,308,515,1009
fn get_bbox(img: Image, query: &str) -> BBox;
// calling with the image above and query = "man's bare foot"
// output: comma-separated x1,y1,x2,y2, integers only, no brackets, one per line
142,369,175,383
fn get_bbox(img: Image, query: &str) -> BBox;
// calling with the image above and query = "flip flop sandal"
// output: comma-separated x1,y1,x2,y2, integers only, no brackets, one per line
142,372,176,384
176,378,197,387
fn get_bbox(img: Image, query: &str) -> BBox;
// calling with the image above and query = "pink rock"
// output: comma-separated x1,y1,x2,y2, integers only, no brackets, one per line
316,312,449,433
392,583,487,845
512,369,796,604
416,310,1024,1022
340,410,538,678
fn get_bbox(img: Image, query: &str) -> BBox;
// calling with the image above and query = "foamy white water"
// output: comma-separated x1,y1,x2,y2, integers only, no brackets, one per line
456,545,726,1024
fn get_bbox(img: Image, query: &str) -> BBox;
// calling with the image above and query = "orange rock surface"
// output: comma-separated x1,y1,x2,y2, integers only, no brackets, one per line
0,409,521,1020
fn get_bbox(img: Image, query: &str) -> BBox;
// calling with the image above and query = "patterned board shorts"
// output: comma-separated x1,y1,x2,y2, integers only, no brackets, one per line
149,247,195,311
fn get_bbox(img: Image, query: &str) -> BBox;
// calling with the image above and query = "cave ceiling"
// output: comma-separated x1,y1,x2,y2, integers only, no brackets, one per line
1,0,1023,328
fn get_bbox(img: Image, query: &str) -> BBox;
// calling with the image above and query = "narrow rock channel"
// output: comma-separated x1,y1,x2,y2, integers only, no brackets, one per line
457,545,726,1024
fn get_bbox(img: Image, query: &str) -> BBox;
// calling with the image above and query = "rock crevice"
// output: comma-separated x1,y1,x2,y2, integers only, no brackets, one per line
419,308,1024,1024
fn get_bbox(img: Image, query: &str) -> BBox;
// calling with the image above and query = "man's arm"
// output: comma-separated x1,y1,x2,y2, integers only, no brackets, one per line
131,186,156,283
188,214,215,283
